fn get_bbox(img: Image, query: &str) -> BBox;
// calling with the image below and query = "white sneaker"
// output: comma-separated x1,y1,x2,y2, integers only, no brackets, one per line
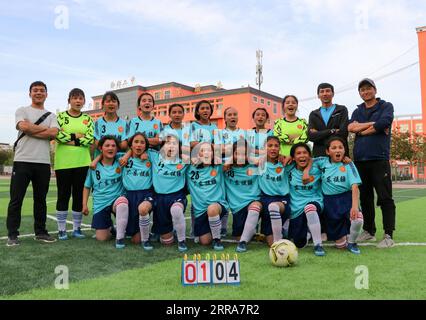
357,230,376,242
377,234,395,248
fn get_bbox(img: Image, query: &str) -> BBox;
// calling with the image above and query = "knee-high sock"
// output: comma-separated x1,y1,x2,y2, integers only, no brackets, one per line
208,215,222,240
72,211,83,231
348,214,364,244
305,205,322,246
115,199,129,240
240,207,261,243
221,211,229,231
139,215,151,242
171,203,186,242
268,203,282,243
56,211,68,232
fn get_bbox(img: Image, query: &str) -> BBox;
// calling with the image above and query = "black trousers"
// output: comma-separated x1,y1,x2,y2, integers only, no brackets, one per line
7,162,51,238
55,166,88,212
354,160,396,237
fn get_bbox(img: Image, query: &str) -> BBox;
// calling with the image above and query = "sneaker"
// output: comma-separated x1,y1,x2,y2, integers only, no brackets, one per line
115,238,125,249
142,240,154,251
58,231,68,240
357,230,376,242
34,233,57,243
6,237,20,247
178,240,188,252
314,244,326,256
220,228,227,238
212,239,224,251
377,234,395,249
72,228,85,239
321,233,328,242
236,241,247,253
347,243,361,254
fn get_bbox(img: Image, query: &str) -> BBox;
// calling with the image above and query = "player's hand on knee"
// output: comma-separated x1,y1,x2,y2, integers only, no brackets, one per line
350,207,359,220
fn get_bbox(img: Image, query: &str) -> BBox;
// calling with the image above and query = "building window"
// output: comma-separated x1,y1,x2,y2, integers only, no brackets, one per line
95,102,100,109
416,123,423,133
399,124,409,133
260,98,265,104
273,105,277,114
164,90,171,99
267,101,271,106
155,92,161,100
253,96,258,103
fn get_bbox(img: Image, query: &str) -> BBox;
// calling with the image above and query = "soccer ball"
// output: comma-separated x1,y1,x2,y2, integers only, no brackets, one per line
269,239,298,267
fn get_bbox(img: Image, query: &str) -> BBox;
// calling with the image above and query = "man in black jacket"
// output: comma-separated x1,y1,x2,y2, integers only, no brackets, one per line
308,83,349,157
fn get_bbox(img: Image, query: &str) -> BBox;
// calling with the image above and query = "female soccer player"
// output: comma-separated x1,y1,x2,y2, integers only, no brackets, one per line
122,132,155,250
187,142,228,250
82,136,129,249
160,103,190,155
224,139,262,253
219,107,246,164
55,88,94,240
287,142,325,256
247,107,273,160
190,100,220,149
93,91,127,154
259,136,291,246
149,134,189,252
274,95,308,156
312,137,364,254
126,92,163,150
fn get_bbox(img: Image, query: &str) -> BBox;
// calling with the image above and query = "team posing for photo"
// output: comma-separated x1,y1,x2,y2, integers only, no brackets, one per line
6,79,397,255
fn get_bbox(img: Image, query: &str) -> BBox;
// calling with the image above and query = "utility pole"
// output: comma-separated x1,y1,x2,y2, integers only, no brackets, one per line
256,49,263,91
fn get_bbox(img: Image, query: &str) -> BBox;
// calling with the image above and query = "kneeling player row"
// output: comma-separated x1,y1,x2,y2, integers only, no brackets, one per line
81,134,364,256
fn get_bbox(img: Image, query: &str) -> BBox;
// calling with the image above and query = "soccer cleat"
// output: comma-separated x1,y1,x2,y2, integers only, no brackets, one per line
72,228,85,239
142,240,154,251
194,236,200,244
178,240,188,252
347,243,361,254
314,244,326,256
377,234,395,249
356,230,376,242
58,231,68,240
115,238,125,249
6,237,20,247
236,241,247,253
212,239,224,251
34,233,57,243
220,228,227,238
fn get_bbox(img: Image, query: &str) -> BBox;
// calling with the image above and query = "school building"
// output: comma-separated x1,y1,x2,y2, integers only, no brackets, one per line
87,82,284,130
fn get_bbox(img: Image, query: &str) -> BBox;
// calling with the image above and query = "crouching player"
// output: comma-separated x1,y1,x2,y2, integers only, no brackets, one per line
224,139,262,253
149,134,189,252
82,136,129,249
187,142,228,250
288,143,325,256
313,137,363,254
259,136,291,246
123,132,155,250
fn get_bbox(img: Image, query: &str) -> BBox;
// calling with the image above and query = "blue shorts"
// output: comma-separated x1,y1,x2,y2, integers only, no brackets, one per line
126,189,155,237
260,194,291,236
193,204,227,237
232,205,260,237
152,189,187,235
92,205,115,230
323,191,352,241
288,201,322,248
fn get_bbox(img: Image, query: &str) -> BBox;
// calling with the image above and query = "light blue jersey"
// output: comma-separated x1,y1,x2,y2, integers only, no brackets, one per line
247,128,273,156
94,117,127,142
217,128,247,162
186,165,228,218
84,160,124,214
224,165,260,213
313,157,362,195
288,164,323,219
259,161,290,196
149,149,188,194
122,156,152,191
160,124,190,146
125,117,163,142
190,121,220,144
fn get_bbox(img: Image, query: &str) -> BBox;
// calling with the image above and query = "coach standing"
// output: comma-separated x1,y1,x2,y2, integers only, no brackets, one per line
348,78,396,248
6,81,59,246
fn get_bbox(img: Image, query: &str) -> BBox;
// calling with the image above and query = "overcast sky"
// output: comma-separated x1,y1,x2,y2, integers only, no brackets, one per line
1,0,425,143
